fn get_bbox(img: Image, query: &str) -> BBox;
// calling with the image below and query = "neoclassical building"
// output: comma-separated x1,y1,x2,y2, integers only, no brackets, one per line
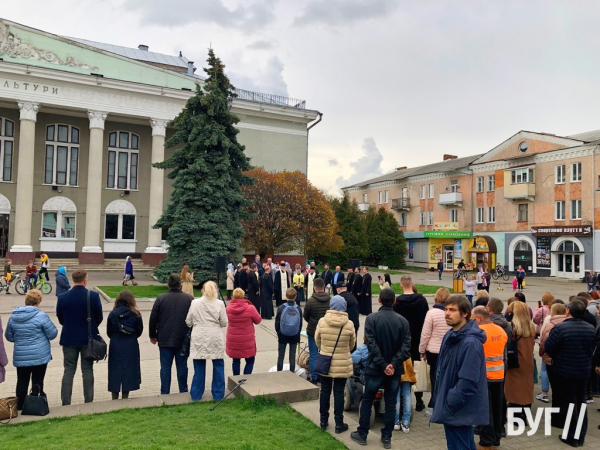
0,18,321,264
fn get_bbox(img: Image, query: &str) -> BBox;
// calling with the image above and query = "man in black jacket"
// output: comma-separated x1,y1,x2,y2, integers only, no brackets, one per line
351,288,411,449
545,299,596,447
247,263,261,313
149,273,193,395
303,278,330,383
336,281,360,349
321,264,333,290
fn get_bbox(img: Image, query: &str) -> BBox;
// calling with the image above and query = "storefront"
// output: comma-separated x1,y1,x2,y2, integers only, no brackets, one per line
424,229,472,270
467,235,498,271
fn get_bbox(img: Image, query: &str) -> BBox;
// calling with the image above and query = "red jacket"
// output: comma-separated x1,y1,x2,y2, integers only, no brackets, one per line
225,299,261,359
26,265,37,276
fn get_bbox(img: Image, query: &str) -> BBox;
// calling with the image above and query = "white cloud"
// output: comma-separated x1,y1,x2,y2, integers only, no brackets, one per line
328,158,338,166
246,40,276,50
294,0,399,26
229,55,288,97
335,137,384,189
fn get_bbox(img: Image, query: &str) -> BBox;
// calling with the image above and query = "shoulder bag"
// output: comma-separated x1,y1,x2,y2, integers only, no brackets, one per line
83,290,108,362
314,326,344,376
180,326,193,358
21,386,49,416
0,397,18,423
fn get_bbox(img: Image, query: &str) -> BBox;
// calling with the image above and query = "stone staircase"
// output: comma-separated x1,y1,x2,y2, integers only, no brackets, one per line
40,258,154,272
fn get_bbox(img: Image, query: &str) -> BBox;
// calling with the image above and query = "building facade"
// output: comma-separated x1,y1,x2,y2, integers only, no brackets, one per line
343,130,600,279
0,18,321,264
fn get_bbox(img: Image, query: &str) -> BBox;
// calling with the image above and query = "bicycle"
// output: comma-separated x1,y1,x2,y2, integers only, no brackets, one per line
454,267,466,279
492,265,510,281
15,271,53,295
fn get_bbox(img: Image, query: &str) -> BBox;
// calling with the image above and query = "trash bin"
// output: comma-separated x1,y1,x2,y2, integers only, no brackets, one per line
453,278,464,294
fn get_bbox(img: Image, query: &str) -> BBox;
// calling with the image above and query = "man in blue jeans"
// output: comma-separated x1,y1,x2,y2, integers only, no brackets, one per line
149,273,193,395
303,278,330,384
351,288,411,449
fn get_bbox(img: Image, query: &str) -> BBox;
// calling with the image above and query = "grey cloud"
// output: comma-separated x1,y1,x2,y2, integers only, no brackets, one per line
247,40,276,50
124,0,276,32
229,56,288,97
294,0,399,26
328,158,338,166
336,137,384,189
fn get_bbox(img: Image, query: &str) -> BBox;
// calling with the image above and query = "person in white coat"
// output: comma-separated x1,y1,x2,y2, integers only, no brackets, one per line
186,281,228,401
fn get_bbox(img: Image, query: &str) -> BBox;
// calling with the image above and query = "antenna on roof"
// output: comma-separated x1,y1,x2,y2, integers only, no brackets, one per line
179,51,182,57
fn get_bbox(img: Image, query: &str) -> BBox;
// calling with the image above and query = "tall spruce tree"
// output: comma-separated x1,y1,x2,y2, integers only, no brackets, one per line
365,206,407,268
327,194,367,267
152,49,252,283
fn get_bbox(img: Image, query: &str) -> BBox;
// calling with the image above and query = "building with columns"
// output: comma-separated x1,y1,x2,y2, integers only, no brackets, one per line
0,18,321,264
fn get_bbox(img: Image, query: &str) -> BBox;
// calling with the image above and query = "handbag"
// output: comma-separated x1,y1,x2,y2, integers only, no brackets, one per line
21,387,49,416
83,290,108,362
507,335,521,369
314,326,344,376
0,397,18,423
180,326,192,358
413,360,431,392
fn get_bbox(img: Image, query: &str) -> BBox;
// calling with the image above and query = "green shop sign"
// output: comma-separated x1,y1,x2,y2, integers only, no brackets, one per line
424,230,472,239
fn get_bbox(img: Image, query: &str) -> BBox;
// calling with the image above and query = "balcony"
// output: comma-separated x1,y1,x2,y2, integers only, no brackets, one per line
391,198,410,210
358,203,369,212
438,192,463,206
504,183,535,201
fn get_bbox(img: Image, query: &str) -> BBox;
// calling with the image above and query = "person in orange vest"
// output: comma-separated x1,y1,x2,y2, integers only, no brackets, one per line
472,306,508,450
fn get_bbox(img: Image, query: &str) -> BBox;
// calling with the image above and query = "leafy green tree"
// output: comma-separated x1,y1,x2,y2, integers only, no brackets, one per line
364,206,407,268
152,49,253,283
326,194,367,268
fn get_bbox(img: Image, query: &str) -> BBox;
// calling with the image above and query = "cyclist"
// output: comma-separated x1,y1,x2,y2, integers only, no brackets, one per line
3,258,12,294
39,251,50,282
24,260,38,293
457,259,466,271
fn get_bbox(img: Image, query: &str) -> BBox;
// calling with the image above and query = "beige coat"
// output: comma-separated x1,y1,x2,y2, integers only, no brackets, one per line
185,296,228,360
315,310,356,378
504,334,535,405
539,315,567,365
226,269,235,290
182,273,194,297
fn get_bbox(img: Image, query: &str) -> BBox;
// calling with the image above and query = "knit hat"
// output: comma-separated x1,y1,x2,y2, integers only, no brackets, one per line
330,295,347,312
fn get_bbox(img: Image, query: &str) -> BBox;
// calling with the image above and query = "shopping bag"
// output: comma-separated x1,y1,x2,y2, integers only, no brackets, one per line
413,360,431,392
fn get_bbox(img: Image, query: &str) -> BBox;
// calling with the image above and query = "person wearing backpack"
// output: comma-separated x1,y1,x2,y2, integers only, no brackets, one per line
275,288,303,372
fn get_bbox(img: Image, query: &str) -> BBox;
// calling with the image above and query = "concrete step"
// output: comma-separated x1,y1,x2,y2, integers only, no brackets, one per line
227,371,319,404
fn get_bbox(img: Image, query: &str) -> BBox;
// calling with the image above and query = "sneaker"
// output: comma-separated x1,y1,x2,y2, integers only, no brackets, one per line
381,437,392,449
350,431,367,446
424,409,433,418
536,393,549,403
401,423,410,434
394,421,401,431
335,424,348,434
585,396,594,404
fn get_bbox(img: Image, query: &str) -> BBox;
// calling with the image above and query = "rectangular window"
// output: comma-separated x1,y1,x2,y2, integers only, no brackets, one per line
71,127,79,144
362,193,367,203
450,180,458,192
46,125,55,141
419,185,426,199
42,212,57,238
428,211,434,225
377,191,382,204
555,201,565,220
109,132,117,147
2,140,12,181
107,151,116,188
69,148,78,186
477,176,484,192
44,145,54,184
571,162,581,182
487,206,495,223
571,199,581,220
384,190,389,203
117,152,129,189
122,215,136,240
476,207,484,223
105,214,118,239
130,153,138,190
419,212,426,225
428,184,434,198
511,167,534,184
487,175,495,191
55,146,68,185
62,213,76,238
450,209,458,222
555,165,566,184
400,212,407,226
518,204,528,222
57,125,69,142
4,120,14,137
119,132,129,148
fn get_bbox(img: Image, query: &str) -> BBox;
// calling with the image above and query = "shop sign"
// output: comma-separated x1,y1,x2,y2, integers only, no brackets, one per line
434,222,458,231
424,230,471,238
531,226,592,236
468,236,490,252
536,237,551,268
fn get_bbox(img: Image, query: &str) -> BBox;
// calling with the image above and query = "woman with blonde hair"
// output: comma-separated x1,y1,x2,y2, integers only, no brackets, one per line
181,265,194,297
504,301,536,420
186,281,228,401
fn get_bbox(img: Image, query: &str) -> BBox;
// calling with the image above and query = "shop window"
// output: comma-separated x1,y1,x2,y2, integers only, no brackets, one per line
557,240,581,253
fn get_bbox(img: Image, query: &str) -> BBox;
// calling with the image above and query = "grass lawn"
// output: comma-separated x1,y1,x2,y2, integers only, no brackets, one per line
1,397,344,450
371,282,453,295
97,285,226,300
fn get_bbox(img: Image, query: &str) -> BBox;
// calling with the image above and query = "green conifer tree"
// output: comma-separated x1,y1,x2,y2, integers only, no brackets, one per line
365,206,407,268
327,194,367,267
152,49,253,283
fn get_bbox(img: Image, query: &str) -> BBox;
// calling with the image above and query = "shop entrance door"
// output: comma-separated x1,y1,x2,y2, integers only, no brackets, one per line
557,253,581,279
443,246,454,270
0,214,8,258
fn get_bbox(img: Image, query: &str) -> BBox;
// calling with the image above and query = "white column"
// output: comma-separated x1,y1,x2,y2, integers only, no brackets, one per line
82,110,107,253
10,101,39,253
144,118,167,254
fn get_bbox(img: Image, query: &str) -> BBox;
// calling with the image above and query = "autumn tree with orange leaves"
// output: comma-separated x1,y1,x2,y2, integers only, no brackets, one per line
242,168,343,259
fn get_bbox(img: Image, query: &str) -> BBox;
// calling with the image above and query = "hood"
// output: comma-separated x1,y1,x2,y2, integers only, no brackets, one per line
446,319,487,346
56,266,67,276
433,303,445,311
324,310,349,327
228,298,252,314
490,313,509,327
114,302,135,318
549,314,567,325
10,306,41,323
311,291,330,303
396,293,426,305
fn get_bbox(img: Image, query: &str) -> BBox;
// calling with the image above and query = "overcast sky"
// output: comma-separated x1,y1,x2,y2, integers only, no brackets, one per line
4,1,600,195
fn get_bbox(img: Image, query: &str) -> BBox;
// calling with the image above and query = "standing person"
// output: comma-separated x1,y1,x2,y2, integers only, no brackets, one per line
305,267,317,299
56,269,103,405
477,267,484,290
430,295,488,450
487,298,512,339
350,288,411,449
107,290,143,400
260,266,274,319
149,274,193,395
39,251,50,282
247,263,261,313
2,258,12,294
187,281,228,401
293,266,305,306
310,261,320,276
352,267,363,312
532,292,553,337
336,282,360,349
586,270,597,292
181,265,194,297
483,269,491,293
275,288,303,372
5,289,58,410
24,260,38,293
274,262,290,307
0,316,7,385
303,278,331,384
331,266,344,295
346,267,356,293
360,266,373,316
437,260,444,280
394,275,429,411
240,264,249,295
316,295,356,434
588,290,600,316
504,302,535,422
226,263,235,300
515,265,526,292
233,263,242,289
544,299,596,447
472,306,508,449
419,288,451,413
394,358,417,434
54,266,70,296
321,264,333,292
464,274,477,307
226,288,261,376
538,302,567,406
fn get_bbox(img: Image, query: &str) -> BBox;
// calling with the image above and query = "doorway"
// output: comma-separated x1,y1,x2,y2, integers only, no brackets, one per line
557,253,581,279
443,245,454,270
0,214,8,258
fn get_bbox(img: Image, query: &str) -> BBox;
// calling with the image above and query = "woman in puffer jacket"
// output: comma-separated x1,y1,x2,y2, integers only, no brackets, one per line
418,288,451,410
55,266,71,297
226,288,261,376
315,295,356,434
4,289,58,410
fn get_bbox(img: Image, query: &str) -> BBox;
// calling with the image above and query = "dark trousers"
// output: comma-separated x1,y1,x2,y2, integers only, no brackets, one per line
319,376,346,426
16,364,47,410
39,267,49,281
232,356,255,376
159,346,189,395
443,424,476,450
480,381,504,447
357,374,401,440
426,351,439,408
277,342,297,372
548,365,567,428
517,279,523,290
553,373,588,446
61,345,94,405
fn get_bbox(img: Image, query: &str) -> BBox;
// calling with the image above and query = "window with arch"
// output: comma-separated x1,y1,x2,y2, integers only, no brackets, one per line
557,240,581,253
41,196,77,239
107,131,139,190
0,117,15,182
104,200,136,240
515,240,531,252
45,124,80,186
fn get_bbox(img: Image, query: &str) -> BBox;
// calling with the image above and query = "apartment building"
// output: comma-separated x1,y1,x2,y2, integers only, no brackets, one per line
343,130,600,279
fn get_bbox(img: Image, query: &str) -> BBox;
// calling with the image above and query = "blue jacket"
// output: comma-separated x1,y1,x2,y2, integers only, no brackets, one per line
4,306,58,367
431,319,489,426
125,260,133,275
56,286,103,347
55,267,70,297
351,344,369,378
